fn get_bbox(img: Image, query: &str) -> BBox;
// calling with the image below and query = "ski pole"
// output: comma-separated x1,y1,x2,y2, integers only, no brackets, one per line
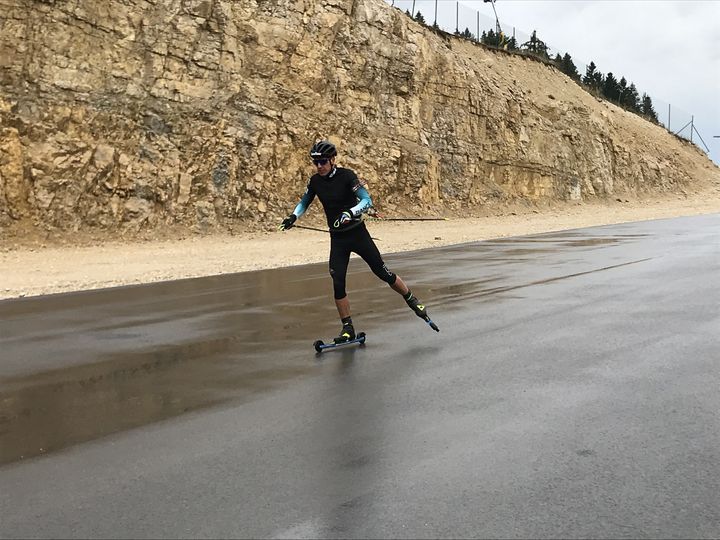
368,216,448,222
294,224,331,234
284,224,381,241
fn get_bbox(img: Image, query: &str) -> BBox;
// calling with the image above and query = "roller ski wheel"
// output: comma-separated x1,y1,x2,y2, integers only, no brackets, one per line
314,332,366,354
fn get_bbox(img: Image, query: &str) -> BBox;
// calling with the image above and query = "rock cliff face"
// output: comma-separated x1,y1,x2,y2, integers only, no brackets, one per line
1,0,717,234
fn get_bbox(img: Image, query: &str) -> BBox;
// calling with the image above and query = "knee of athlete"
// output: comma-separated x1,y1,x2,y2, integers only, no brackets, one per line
373,263,396,285
330,270,347,299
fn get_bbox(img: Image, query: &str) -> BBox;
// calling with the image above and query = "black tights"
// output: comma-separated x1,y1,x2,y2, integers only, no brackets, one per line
329,224,396,299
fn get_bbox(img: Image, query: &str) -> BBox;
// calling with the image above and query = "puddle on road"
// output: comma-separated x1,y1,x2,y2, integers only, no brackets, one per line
0,339,314,466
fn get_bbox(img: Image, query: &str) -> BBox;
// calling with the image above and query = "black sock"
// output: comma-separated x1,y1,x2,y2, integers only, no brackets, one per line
404,290,414,301
341,316,353,326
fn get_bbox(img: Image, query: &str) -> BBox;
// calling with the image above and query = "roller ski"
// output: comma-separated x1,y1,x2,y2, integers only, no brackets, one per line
405,291,440,332
314,322,367,353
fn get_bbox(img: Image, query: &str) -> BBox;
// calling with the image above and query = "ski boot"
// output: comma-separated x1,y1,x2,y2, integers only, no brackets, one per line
333,322,356,344
405,291,440,332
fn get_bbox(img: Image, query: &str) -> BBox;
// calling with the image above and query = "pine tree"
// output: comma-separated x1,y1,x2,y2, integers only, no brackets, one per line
414,11,426,24
561,53,580,81
641,93,658,122
583,61,603,91
617,76,628,100
483,29,498,46
583,61,597,85
624,83,640,112
520,30,549,59
617,77,636,110
461,28,474,40
593,70,604,90
602,72,620,102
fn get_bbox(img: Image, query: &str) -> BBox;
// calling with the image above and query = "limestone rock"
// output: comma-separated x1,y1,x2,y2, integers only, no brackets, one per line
0,0,717,236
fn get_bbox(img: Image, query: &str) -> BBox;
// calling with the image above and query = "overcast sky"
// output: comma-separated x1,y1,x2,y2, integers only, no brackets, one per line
398,0,720,165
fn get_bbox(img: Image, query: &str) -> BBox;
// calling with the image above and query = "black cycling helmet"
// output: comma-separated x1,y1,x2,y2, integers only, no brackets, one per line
309,140,337,159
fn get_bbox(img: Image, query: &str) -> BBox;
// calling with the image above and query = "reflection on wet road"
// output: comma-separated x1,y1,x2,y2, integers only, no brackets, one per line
1,214,719,538
1,264,341,464
0,229,651,465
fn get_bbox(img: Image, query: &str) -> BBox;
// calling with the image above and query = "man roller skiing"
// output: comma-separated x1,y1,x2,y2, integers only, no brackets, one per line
279,140,439,343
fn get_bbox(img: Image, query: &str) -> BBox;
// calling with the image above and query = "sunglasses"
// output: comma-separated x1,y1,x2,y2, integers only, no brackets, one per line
312,158,330,166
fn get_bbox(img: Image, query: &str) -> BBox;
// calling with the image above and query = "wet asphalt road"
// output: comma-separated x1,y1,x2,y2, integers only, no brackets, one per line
1,214,719,539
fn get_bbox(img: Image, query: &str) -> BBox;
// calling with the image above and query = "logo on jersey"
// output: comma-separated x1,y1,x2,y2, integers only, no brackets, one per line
352,178,369,192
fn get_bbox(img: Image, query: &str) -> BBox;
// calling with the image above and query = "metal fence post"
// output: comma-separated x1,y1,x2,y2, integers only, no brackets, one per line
691,116,694,143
